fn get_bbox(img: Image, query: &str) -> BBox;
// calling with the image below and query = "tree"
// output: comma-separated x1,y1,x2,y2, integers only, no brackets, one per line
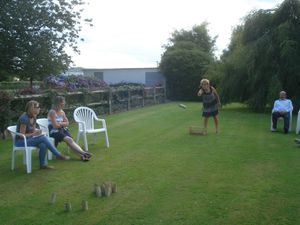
159,23,216,101
219,0,300,111
0,0,92,84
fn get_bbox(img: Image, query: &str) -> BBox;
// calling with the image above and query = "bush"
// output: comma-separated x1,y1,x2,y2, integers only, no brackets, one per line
0,91,13,139
44,75,108,91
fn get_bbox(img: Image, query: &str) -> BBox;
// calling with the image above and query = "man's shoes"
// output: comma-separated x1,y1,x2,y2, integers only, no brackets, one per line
56,155,70,160
40,165,55,170
271,128,277,132
294,139,300,144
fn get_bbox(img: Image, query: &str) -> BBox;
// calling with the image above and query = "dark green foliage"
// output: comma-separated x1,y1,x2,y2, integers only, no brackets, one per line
220,0,300,111
0,0,91,84
0,91,13,138
159,23,216,101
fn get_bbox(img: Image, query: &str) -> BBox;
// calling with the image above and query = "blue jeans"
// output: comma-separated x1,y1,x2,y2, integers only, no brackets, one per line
16,135,62,166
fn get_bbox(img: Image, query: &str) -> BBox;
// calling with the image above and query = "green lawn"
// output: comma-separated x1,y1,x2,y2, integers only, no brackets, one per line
0,102,299,225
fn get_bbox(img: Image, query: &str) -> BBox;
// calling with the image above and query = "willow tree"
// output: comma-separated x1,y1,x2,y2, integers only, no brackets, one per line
220,0,300,111
0,0,92,84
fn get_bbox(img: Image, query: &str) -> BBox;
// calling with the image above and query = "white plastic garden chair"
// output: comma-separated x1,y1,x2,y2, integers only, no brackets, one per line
296,110,300,134
36,118,54,160
270,111,292,132
73,106,109,151
7,125,48,174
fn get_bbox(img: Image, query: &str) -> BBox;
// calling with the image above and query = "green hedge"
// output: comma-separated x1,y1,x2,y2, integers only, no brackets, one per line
0,81,42,90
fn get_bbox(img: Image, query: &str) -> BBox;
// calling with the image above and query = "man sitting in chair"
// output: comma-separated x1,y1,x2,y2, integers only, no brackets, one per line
271,91,293,133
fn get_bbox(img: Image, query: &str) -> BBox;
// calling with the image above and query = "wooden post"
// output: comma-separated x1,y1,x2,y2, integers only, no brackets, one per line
127,89,131,110
108,88,112,115
142,88,145,107
153,87,157,104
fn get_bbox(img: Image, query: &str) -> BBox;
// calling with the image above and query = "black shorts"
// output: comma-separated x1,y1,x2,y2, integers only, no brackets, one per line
50,128,72,146
202,110,218,118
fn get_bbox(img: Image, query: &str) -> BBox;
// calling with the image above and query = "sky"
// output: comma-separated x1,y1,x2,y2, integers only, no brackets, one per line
70,0,284,69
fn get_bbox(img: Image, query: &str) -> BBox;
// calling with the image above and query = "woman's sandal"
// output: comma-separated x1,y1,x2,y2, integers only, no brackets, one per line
81,154,90,162
84,152,93,159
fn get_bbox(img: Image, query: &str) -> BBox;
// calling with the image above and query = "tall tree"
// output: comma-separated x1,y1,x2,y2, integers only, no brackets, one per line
159,23,216,100
220,0,300,111
0,0,91,84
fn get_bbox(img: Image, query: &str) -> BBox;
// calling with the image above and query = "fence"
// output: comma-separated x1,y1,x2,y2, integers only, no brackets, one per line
9,86,166,122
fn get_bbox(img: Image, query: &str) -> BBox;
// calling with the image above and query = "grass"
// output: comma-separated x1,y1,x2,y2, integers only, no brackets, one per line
0,102,299,225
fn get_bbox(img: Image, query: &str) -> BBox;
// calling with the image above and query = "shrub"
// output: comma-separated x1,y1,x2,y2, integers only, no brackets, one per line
44,75,108,91
0,91,13,139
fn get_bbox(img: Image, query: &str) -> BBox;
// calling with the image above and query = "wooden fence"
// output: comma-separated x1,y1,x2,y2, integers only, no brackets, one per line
9,86,166,121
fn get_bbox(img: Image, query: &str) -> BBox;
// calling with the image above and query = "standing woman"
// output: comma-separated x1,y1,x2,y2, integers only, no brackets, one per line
48,96,92,161
197,78,221,135
16,100,70,170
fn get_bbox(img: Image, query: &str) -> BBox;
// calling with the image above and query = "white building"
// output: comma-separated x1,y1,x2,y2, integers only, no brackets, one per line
65,67,165,87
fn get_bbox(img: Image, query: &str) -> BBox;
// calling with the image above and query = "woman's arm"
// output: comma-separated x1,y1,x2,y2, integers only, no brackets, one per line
61,111,69,127
197,88,203,96
19,123,41,138
211,86,221,106
48,110,62,128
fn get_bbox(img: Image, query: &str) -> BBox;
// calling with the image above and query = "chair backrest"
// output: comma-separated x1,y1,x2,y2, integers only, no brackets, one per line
7,125,17,146
36,118,50,136
73,107,96,130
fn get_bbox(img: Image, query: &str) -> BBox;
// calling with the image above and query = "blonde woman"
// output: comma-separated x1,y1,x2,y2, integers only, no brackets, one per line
16,100,70,170
197,78,221,134
48,96,92,161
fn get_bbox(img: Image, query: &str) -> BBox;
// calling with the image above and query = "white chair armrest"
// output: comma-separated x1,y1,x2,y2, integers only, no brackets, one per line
11,130,29,148
9,129,25,138
94,117,105,123
38,123,48,130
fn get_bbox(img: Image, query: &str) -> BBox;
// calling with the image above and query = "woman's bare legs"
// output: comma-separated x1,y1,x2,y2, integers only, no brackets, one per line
213,116,219,133
203,117,208,135
63,136,92,160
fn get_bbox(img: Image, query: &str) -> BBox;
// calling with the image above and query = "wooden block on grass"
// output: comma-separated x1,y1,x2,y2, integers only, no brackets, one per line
64,202,72,212
101,182,112,197
81,200,89,211
189,126,206,135
95,185,102,197
49,193,56,204
112,183,117,193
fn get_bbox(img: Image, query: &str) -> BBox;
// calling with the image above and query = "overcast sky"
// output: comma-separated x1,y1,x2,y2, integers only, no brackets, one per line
70,0,284,69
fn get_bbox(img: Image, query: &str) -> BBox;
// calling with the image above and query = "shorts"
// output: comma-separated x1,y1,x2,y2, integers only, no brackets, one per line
202,110,218,118
50,128,72,146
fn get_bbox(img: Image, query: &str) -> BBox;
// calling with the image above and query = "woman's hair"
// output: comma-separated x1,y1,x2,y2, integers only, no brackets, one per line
200,78,210,86
25,100,39,117
53,96,65,108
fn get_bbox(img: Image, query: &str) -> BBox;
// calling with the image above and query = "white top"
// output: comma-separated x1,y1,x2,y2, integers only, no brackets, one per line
272,99,293,113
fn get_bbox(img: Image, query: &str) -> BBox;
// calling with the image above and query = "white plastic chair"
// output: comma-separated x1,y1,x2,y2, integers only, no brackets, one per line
36,118,54,160
270,111,292,132
296,110,300,134
7,125,48,174
73,106,109,151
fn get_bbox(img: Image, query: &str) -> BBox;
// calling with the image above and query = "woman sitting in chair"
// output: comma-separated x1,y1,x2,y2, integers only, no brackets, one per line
48,96,92,161
16,100,70,170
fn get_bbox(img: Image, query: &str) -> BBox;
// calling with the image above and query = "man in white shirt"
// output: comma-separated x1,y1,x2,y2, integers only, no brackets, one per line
271,91,293,133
